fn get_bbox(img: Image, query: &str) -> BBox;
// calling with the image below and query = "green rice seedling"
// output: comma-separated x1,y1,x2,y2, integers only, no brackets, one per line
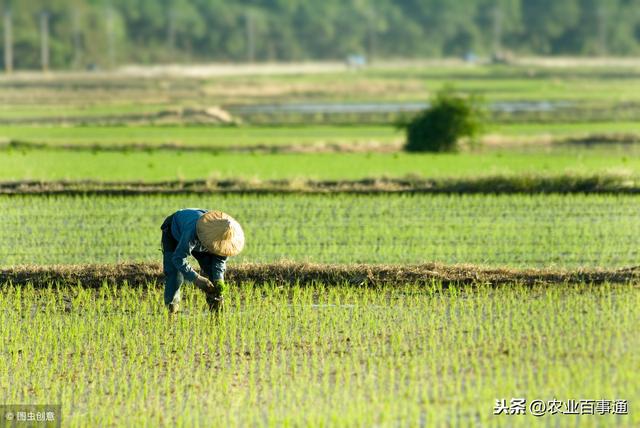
1,149,639,181
2,282,637,427
1,194,638,268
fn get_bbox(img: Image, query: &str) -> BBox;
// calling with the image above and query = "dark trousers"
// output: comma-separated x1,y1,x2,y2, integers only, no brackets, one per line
160,214,227,306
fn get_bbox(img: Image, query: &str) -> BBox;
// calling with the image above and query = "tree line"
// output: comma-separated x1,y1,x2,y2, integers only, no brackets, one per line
2,0,640,70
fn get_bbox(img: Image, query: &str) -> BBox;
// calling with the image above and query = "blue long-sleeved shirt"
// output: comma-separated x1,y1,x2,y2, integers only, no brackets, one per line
170,208,211,281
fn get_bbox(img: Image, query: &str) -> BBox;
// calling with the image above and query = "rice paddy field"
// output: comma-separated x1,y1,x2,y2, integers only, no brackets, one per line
2,283,638,427
2,194,640,268
2,62,640,427
2,149,640,182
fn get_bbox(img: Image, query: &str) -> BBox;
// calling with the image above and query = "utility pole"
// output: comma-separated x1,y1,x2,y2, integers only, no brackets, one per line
105,3,115,68
40,11,50,72
245,11,254,63
367,8,376,63
72,7,82,69
3,9,12,73
596,3,607,56
167,5,176,54
492,4,503,57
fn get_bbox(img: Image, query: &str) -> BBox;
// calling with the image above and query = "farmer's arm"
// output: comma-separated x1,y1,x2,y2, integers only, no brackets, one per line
171,232,198,282
210,254,228,281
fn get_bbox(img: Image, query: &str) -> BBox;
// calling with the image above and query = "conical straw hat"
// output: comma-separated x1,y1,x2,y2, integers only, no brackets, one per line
196,210,245,257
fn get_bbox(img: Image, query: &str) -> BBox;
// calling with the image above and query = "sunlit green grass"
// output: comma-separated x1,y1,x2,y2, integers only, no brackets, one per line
0,104,169,120
1,149,637,181
491,121,640,136
2,283,638,426
2,194,638,268
4,64,640,122
204,65,640,102
2,63,639,428
0,125,400,147
2,122,640,149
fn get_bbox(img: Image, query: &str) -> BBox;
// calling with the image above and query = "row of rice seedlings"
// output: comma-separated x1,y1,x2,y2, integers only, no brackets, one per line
1,281,638,426
2,194,639,267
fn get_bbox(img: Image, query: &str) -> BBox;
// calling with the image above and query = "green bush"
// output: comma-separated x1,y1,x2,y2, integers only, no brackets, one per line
403,87,485,153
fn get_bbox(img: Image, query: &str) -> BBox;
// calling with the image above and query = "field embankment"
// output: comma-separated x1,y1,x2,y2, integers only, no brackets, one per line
1,149,639,183
2,262,639,288
1,174,639,195
4,131,640,154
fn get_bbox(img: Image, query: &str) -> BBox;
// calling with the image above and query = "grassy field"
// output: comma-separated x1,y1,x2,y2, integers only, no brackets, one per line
2,194,639,268
1,149,639,182
2,123,640,149
493,121,640,137
3,64,640,127
3,63,640,427
5,64,640,104
2,283,638,426
0,125,400,147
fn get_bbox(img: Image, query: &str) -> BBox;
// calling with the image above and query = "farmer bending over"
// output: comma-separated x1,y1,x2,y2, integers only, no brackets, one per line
160,208,244,314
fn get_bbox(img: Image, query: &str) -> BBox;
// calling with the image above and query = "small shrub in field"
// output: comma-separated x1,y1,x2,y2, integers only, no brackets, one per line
403,87,485,153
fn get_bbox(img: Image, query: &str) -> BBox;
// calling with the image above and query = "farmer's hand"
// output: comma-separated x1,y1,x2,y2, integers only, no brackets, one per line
212,279,226,296
206,280,226,313
205,292,223,313
194,274,215,293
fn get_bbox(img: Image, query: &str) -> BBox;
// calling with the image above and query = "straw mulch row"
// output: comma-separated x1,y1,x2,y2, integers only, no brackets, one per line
2,262,638,289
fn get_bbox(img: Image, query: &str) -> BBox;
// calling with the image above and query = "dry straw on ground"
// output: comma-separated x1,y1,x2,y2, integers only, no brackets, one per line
3,133,640,153
0,174,638,196
1,262,638,289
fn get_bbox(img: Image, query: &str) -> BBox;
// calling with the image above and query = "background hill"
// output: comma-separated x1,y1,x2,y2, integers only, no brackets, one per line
2,0,640,69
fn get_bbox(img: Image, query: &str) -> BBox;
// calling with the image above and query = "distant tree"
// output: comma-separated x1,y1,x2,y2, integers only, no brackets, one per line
403,86,485,153
476,0,521,56
520,0,580,54
2,0,640,69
